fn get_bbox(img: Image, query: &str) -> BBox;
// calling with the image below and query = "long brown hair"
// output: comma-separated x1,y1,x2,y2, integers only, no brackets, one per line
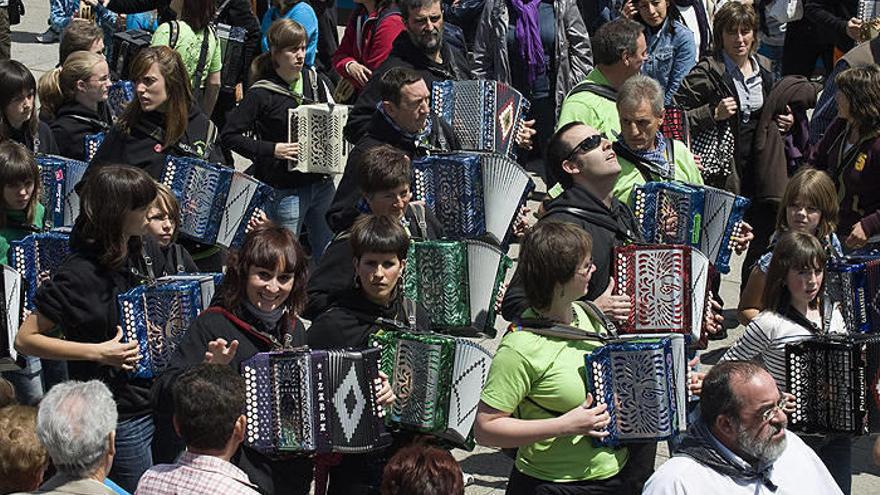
836,64,880,136
762,231,827,312
119,46,193,149
775,168,839,240
0,141,41,229
220,224,310,316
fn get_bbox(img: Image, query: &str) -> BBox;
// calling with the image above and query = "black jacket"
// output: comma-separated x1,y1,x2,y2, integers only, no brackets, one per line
49,101,113,162
90,104,225,180
304,204,444,320
156,242,199,276
220,69,333,189
308,288,430,350
9,121,59,155
326,110,459,233
805,0,857,52
500,183,641,322
34,232,170,419
343,31,472,143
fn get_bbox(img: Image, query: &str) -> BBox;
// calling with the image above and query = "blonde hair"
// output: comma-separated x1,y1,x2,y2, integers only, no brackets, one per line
775,168,839,240
38,50,106,121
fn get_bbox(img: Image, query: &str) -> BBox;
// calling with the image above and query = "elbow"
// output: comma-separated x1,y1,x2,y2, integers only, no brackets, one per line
473,417,493,447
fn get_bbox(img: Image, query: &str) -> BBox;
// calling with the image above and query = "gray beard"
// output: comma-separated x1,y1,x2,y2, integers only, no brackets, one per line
736,421,787,465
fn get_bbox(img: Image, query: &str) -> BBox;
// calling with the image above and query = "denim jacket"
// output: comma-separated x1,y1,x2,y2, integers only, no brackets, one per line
640,17,696,105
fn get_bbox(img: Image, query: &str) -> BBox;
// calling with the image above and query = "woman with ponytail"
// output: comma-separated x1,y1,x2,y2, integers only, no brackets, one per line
38,51,113,161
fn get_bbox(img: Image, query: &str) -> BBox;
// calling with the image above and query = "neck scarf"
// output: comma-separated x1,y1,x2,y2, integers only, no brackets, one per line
616,131,673,178
376,101,432,143
509,0,546,84
243,299,285,332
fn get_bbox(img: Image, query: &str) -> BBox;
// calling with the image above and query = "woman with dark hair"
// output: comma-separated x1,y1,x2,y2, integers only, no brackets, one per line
14,165,170,492
91,46,225,179
151,0,223,115
0,60,58,155
261,0,319,68
808,65,880,252
222,18,335,261
154,224,314,495
632,0,696,105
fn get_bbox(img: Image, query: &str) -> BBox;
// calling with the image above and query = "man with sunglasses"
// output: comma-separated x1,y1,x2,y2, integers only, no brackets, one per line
643,360,842,495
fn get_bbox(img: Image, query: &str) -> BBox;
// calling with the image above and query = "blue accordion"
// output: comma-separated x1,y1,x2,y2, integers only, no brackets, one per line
242,347,390,456
585,334,688,446
108,80,135,121
84,132,105,162
8,231,71,311
118,273,223,379
161,156,274,248
431,80,530,159
37,155,88,227
824,258,880,333
411,152,533,244
632,182,750,273
1,265,25,371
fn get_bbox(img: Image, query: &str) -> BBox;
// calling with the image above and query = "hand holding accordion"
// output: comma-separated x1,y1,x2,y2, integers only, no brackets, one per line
287,104,350,175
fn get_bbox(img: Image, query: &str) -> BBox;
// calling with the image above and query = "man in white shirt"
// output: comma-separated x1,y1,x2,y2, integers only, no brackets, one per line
643,360,843,495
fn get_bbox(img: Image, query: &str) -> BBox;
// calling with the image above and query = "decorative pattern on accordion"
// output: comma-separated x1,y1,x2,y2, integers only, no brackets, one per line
328,348,389,453
431,80,530,158
699,186,750,274
84,133,105,162
613,244,708,342
632,182,704,247
660,106,689,145
287,104,350,175
2,265,24,370
273,351,323,452
448,340,493,443
118,279,213,378
37,155,89,227
786,335,880,435
217,172,274,249
108,80,135,121
586,335,686,446
216,23,246,91
9,231,71,311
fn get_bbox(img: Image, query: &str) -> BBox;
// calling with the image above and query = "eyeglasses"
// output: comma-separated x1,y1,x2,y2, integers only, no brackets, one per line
565,133,606,162
759,397,787,422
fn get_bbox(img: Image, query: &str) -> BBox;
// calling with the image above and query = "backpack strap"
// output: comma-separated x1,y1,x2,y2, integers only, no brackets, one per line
407,202,428,239
169,20,179,48
567,81,618,101
191,25,212,99
249,79,305,104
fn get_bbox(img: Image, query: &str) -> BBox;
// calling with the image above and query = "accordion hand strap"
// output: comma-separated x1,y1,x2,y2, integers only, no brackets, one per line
513,301,616,341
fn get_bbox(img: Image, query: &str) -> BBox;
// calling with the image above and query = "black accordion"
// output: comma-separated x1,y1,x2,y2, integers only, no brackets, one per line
217,23,246,92
111,30,152,80
786,335,880,435
1,265,24,371
242,347,390,456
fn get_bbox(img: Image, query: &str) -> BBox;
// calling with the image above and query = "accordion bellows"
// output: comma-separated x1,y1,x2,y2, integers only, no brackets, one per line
118,274,222,378
632,182,750,273
287,104,350,175
9,231,72,311
403,240,511,336
242,347,390,456
613,244,709,344
38,155,88,227
1,265,24,371
786,335,880,435
161,156,273,248
411,152,534,244
824,258,880,334
371,330,492,447
431,80,530,159
586,334,688,446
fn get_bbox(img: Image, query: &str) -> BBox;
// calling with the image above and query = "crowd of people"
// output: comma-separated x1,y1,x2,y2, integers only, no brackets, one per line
2,0,880,493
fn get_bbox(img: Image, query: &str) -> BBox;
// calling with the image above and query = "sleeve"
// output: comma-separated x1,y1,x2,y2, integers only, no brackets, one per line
719,319,772,363
219,91,277,160
808,60,846,147
150,314,217,415
94,3,119,31
859,210,880,237
565,0,593,82
556,98,600,129
500,268,529,323
33,261,110,343
38,123,60,155
641,460,693,495
208,31,223,74
673,64,717,132
324,145,367,233
332,17,359,81
470,0,496,80
260,10,273,53
361,14,405,70
151,22,171,47
804,0,850,43
303,238,355,320
480,343,535,413
666,28,697,106
49,0,73,31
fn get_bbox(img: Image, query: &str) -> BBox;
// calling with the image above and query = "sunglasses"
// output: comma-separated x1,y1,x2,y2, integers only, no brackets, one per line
565,133,607,162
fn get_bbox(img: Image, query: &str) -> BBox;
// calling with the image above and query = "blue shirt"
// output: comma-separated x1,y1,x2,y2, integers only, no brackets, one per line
261,3,319,67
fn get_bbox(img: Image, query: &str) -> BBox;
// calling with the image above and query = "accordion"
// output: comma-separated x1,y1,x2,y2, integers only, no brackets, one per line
111,30,152,80
161,156,274,248
9,231,72,312
38,155,88,228
242,347,390,456
108,80,136,122
632,182,750,273
217,23,246,92
786,334,880,435
84,132,105,162
371,330,492,447
585,334,688,446
1,265,24,371
403,240,511,336
118,273,223,378
824,258,880,333
859,0,880,40
613,244,709,345
431,80,530,159
286,104,350,175
660,106,689,146
411,152,534,244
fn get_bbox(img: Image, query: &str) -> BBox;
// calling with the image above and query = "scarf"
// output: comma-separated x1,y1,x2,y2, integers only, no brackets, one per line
243,299,285,333
376,101,432,144
615,131,673,179
509,0,546,84
674,0,711,56
675,419,779,491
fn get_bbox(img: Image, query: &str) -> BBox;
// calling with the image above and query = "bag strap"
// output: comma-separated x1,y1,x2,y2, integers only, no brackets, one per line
67,114,111,131
407,202,428,239
567,81,618,101
191,25,212,98
169,20,179,48
216,0,234,17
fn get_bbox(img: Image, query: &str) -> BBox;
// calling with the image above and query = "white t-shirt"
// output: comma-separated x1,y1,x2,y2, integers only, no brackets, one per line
643,431,843,495
678,6,702,62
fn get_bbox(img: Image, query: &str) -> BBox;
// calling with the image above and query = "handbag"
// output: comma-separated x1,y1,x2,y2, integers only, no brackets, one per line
690,119,735,182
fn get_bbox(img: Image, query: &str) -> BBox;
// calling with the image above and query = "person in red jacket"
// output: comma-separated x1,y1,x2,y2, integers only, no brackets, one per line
332,0,405,101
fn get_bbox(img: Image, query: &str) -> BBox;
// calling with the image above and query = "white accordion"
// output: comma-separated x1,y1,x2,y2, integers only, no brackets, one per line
1,265,24,371
287,103,350,175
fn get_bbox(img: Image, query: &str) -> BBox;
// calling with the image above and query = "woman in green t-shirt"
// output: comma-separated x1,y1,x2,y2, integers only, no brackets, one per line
475,221,630,494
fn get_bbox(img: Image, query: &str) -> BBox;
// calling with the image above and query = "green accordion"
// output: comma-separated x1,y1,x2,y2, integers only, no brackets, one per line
403,240,511,336
371,330,492,447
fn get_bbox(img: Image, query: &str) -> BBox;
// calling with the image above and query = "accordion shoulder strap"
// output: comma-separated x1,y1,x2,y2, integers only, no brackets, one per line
249,79,306,104
542,205,638,243
216,0,234,17
67,114,111,131
515,302,614,341
568,81,618,102
407,202,428,239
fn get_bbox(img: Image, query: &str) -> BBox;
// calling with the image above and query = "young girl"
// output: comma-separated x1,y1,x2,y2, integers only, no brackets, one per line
14,165,171,493
0,141,44,265
144,183,199,275
0,60,58,155
738,168,842,324
221,18,335,261
39,50,113,162
720,231,850,494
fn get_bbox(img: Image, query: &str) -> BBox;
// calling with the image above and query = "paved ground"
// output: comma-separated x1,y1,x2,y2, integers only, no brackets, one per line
10,5,880,493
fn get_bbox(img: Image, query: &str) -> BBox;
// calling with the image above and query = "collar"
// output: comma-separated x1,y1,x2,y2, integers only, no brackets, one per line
721,52,759,82
38,474,117,495
177,451,259,488
615,131,672,178
376,101,432,143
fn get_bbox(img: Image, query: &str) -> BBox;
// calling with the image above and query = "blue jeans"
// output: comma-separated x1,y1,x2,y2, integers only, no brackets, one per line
758,43,784,81
110,414,155,493
1,356,68,405
802,434,852,494
272,178,335,262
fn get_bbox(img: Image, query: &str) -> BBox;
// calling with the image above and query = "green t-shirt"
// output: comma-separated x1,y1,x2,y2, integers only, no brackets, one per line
556,69,621,135
0,204,45,265
481,304,628,482
152,20,223,89
612,139,705,205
